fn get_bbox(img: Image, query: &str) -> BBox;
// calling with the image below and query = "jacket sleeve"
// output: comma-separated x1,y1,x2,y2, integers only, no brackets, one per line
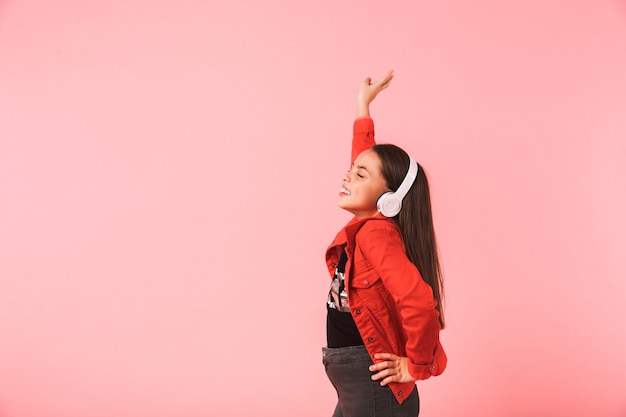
351,117,376,164
357,225,444,380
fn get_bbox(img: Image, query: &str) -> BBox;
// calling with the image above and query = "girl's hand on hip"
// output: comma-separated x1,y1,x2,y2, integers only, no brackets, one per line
369,352,415,386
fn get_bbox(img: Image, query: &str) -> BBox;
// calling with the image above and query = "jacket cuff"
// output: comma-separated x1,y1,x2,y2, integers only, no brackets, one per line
408,361,437,380
407,345,447,380
353,116,374,135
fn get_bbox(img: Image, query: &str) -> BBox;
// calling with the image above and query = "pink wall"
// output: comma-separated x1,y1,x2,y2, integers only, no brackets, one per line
1,1,625,416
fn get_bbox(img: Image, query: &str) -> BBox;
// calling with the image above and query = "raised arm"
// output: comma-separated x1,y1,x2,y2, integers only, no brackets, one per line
351,70,394,163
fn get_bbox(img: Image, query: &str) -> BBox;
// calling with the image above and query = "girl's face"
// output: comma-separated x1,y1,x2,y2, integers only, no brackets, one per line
338,149,390,219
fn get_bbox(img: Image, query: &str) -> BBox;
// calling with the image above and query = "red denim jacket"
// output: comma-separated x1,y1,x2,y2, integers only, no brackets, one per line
325,117,447,404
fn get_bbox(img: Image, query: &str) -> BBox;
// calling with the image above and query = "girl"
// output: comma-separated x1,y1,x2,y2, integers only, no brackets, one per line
323,71,447,417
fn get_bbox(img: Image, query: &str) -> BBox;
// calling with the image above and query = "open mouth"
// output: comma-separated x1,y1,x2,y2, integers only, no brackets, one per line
340,186,351,195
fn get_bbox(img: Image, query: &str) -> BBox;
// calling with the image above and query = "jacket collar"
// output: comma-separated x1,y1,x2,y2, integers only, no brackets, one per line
329,212,388,248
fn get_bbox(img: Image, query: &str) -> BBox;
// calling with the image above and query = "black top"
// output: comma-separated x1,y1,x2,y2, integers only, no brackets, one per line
326,247,364,348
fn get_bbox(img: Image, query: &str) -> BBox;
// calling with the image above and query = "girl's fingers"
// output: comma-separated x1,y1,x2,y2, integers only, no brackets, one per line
374,75,393,91
371,352,413,385
371,367,395,381
377,70,394,86
372,369,400,386
369,360,395,372
374,352,399,361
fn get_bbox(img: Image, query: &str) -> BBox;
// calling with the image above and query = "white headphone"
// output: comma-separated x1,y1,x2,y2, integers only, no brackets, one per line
377,158,419,217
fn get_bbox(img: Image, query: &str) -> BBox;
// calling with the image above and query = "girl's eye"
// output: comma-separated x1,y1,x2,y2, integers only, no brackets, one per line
357,173,364,178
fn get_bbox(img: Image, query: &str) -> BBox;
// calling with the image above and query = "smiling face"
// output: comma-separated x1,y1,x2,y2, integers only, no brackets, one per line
338,149,390,219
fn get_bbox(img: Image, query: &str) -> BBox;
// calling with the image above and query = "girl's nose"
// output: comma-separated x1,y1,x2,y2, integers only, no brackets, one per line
343,171,351,182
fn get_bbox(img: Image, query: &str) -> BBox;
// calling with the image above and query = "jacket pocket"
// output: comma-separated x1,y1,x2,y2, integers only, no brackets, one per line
350,258,380,288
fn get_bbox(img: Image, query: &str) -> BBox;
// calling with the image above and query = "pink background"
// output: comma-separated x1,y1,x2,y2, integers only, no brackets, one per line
1,1,625,416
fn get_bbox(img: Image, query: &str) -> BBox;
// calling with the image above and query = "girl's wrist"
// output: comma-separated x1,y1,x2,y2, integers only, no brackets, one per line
357,102,370,118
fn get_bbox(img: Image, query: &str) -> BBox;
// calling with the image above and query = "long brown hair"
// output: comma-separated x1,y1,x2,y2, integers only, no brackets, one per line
372,144,445,328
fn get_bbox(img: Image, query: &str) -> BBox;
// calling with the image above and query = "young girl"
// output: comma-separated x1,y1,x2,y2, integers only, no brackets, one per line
323,71,447,417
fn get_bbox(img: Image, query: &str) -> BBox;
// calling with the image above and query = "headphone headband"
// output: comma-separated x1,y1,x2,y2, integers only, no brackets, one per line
394,158,418,201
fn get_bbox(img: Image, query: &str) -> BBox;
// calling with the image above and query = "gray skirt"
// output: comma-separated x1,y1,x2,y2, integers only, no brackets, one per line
322,345,419,417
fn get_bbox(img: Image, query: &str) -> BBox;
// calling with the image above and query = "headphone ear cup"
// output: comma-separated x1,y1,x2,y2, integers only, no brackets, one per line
377,192,402,218
376,157,418,218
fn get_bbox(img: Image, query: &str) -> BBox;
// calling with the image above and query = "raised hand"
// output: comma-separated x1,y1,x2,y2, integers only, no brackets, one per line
357,70,394,117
